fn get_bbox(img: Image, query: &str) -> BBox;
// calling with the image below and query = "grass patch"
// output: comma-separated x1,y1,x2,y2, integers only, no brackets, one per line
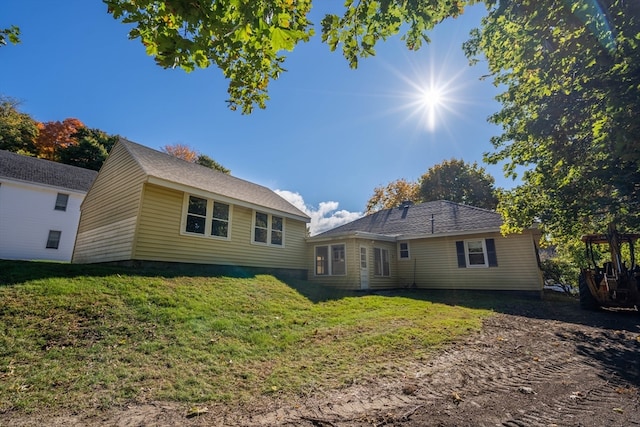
0,260,493,412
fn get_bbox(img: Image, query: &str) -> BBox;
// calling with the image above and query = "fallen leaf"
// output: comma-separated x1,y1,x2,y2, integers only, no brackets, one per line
186,406,208,418
613,407,624,414
615,386,637,394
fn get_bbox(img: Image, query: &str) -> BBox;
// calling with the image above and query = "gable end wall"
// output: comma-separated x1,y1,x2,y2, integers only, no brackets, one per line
73,144,146,263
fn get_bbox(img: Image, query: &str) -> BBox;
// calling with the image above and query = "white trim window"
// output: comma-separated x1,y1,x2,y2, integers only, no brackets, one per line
183,194,231,239
456,238,498,268
398,242,410,260
315,244,346,276
54,193,69,211
46,230,61,249
252,211,284,246
374,247,390,276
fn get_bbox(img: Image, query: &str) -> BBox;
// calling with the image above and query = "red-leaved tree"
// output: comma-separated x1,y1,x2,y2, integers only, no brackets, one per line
35,118,84,160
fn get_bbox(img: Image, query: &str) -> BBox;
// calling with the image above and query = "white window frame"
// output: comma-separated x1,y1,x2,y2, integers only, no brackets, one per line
181,194,232,241
464,239,488,268
374,247,390,277
398,241,410,260
46,230,62,249
314,244,346,276
251,211,285,247
54,193,69,211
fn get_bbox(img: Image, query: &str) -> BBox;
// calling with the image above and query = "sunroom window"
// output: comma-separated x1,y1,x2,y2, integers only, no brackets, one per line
315,244,346,276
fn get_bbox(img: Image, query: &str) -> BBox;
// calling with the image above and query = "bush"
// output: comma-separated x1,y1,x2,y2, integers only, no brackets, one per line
540,258,579,294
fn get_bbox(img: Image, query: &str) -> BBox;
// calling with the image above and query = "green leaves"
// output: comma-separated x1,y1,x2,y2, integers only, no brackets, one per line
105,0,473,112
322,0,469,68
474,0,640,237
105,0,313,113
0,25,20,46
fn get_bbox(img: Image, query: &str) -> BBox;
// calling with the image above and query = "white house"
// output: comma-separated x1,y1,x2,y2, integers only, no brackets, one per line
0,150,97,261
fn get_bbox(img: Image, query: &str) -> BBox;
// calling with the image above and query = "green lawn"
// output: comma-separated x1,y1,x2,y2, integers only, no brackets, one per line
0,260,493,412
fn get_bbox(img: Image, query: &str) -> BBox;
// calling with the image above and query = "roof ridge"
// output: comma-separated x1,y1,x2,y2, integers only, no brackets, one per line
0,149,98,192
115,139,309,221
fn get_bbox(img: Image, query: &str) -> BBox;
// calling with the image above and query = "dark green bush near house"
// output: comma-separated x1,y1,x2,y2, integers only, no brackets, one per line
540,258,579,293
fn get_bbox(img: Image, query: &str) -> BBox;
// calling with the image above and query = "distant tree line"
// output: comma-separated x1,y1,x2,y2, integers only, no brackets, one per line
0,96,229,173
365,159,498,214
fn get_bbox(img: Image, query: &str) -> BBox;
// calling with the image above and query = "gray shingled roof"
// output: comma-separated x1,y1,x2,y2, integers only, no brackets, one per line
312,200,503,239
0,149,98,192
119,138,310,221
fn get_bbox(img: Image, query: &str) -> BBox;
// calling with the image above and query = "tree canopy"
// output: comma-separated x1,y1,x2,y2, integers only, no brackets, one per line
104,0,471,113
0,26,20,47
57,127,119,170
162,143,230,174
0,97,38,155
36,118,85,160
365,178,419,214
364,159,498,214
418,159,498,210
464,0,640,237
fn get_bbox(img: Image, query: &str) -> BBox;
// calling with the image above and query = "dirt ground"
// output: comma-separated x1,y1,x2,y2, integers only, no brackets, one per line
3,291,640,427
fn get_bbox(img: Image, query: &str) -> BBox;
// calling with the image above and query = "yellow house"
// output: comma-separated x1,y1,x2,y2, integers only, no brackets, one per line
307,201,543,292
72,139,310,278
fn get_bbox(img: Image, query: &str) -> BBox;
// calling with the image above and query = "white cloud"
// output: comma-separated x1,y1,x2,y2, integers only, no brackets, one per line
275,190,363,236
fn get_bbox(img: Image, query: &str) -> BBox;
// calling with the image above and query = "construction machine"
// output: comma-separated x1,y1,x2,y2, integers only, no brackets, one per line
579,224,640,310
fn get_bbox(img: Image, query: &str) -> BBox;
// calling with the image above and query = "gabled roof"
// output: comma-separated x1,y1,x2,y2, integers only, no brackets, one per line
118,138,310,222
0,149,98,192
311,200,503,240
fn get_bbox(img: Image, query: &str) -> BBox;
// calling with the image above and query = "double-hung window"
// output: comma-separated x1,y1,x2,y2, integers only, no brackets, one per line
253,211,284,246
211,202,230,238
315,244,346,276
54,193,69,211
186,196,207,234
456,238,498,268
399,242,410,260
184,194,231,239
46,230,61,249
374,247,390,276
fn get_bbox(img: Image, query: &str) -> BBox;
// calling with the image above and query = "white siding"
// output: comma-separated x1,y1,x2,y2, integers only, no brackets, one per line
0,179,85,261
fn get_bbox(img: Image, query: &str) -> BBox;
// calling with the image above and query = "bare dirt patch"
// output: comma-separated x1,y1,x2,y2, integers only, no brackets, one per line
3,292,640,426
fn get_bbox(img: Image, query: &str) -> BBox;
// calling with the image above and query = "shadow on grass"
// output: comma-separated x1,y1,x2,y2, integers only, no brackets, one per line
369,288,640,333
0,260,357,303
4,261,639,390
2,260,638,328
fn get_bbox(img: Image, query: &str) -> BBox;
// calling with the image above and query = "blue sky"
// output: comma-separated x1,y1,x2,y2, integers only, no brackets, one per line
1,1,511,234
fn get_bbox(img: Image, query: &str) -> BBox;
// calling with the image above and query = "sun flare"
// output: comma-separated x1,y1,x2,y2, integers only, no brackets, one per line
384,46,470,133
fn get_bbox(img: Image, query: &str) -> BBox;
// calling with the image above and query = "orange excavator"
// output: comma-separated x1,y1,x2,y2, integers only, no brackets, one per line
579,224,640,310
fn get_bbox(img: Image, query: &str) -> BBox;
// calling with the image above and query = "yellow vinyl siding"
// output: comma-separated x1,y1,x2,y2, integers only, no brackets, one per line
133,183,308,269
73,143,146,263
306,238,360,289
398,231,542,291
307,238,398,290
368,241,398,289
73,217,137,263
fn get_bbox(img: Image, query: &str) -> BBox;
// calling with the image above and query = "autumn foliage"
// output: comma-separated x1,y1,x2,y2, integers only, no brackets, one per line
365,178,419,215
35,118,84,160
161,143,198,162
